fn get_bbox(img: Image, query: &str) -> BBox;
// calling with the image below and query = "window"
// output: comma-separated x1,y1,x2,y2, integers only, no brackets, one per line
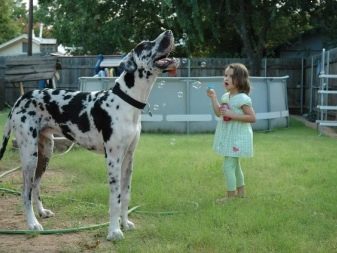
22,42,28,53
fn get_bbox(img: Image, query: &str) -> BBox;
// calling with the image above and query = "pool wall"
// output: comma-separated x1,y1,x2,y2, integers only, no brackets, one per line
79,76,289,133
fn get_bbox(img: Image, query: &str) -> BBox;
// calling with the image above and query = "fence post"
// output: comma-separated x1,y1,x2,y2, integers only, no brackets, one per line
0,57,5,110
300,58,304,114
309,56,314,113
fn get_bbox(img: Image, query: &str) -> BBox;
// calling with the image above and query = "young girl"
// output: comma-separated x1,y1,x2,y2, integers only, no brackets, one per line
207,63,256,201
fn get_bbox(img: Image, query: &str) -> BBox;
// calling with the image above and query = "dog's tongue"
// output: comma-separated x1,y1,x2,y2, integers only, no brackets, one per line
155,58,172,67
155,57,178,69
168,68,177,75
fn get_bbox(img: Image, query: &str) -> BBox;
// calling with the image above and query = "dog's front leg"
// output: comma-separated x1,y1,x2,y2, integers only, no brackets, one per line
120,135,139,231
105,149,124,241
120,154,135,231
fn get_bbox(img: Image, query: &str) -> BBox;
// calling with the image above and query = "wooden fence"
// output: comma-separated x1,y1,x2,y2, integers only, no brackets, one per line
0,55,303,112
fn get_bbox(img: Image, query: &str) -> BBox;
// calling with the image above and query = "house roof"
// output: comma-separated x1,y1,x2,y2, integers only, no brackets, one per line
0,34,57,51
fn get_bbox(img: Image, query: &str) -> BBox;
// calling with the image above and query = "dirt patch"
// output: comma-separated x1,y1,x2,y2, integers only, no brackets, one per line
0,169,116,253
0,195,111,253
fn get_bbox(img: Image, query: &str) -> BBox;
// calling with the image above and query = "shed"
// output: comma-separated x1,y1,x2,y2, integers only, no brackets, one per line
0,34,57,57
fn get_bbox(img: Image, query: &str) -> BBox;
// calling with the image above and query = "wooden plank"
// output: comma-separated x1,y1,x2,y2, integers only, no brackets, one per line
3,55,57,83
0,79,5,109
0,57,4,109
19,82,24,95
58,65,95,69
5,56,56,66
5,59,56,66
5,66,56,75
5,71,56,82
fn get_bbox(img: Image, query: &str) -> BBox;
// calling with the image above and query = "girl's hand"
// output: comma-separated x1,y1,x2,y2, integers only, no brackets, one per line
207,88,216,98
222,109,233,118
207,88,221,117
219,105,227,115
219,105,256,123
219,106,232,117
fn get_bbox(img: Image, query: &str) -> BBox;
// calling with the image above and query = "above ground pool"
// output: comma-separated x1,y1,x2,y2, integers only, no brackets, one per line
79,76,289,133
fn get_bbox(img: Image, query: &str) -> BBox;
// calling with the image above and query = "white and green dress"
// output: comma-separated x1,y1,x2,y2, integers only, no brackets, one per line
213,92,253,157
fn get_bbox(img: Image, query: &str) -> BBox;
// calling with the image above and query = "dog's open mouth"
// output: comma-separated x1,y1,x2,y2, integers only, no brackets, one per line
154,56,179,70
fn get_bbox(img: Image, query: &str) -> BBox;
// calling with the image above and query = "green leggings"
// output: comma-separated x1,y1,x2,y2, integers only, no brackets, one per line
223,157,245,191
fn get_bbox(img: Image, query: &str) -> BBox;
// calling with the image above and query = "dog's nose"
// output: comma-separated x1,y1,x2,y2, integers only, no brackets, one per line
164,30,173,36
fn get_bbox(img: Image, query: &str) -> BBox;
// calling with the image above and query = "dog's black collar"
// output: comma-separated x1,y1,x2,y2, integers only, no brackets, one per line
112,83,147,110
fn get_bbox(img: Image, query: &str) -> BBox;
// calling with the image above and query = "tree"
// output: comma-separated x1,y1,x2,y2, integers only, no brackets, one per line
37,0,240,57
223,0,317,75
171,0,318,74
36,0,181,55
169,0,242,57
310,0,337,49
0,0,23,44
35,0,325,75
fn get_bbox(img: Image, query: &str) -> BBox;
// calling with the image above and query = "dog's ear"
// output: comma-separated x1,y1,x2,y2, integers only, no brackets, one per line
119,52,137,73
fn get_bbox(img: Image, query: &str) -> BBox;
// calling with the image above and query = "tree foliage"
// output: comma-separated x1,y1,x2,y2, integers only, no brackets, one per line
310,0,337,48
223,0,318,74
0,0,25,44
37,0,178,54
29,1,337,74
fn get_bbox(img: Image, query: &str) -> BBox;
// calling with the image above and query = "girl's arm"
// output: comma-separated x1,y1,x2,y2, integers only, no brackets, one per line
207,89,221,117
222,105,256,123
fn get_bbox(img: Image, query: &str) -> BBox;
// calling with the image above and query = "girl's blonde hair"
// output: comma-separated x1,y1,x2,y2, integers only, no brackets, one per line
226,63,250,94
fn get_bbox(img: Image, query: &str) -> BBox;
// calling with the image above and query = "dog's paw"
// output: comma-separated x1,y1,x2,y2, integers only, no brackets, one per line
28,222,44,231
122,220,135,231
39,209,55,218
107,229,124,241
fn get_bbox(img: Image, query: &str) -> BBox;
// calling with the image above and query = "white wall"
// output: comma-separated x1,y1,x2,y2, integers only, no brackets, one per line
0,40,41,56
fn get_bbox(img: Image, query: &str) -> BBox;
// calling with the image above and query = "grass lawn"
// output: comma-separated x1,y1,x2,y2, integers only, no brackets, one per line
0,110,336,252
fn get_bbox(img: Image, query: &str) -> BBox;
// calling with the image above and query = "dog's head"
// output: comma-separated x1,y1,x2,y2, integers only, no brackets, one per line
120,30,179,74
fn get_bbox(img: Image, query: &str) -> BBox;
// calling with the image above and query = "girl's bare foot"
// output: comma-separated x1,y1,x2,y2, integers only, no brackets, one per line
237,186,245,198
216,191,236,204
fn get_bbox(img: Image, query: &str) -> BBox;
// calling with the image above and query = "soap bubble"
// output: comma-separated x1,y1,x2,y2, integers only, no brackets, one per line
179,38,185,46
170,138,176,146
192,81,202,90
153,104,160,111
182,58,188,64
158,80,166,88
200,61,207,68
207,83,215,90
177,91,184,98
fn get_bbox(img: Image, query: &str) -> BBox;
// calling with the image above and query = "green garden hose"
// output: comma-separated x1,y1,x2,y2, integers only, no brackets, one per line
0,205,140,235
0,187,198,235
0,166,20,178
0,141,199,235
0,223,110,235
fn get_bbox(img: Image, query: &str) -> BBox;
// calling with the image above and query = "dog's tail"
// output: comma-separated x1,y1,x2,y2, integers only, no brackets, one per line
0,119,12,160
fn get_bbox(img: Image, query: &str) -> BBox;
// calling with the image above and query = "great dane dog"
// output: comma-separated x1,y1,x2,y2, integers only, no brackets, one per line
0,30,178,240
